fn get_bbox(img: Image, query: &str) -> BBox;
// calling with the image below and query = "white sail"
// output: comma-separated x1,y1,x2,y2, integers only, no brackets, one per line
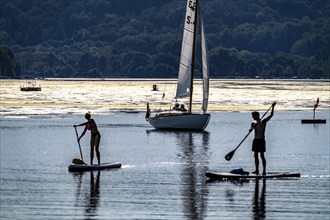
201,13,209,113
175,0,196,99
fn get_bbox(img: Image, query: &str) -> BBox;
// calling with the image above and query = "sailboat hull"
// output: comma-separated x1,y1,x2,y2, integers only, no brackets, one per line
148,113,211,130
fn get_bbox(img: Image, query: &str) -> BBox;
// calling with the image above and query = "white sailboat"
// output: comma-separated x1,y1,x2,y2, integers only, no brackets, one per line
146,0,211,130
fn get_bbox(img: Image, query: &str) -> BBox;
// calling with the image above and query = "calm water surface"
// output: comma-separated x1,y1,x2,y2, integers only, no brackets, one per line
1,110,329,219
1,80,329,219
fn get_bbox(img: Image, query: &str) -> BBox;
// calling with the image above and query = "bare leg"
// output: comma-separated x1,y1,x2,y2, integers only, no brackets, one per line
95,134,101,165
254,152,259,174
260,152,266,175
90,137,95,165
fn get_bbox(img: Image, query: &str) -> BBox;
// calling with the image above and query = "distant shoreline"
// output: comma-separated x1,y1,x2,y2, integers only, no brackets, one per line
10,77,330,82
1,77,329,82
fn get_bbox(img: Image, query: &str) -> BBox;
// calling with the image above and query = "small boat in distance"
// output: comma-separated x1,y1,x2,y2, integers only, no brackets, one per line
20,78,41,91
146,0,211,130
152,84,158,91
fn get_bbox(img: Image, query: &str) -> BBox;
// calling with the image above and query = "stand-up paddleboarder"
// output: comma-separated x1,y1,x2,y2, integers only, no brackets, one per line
249,102,276,175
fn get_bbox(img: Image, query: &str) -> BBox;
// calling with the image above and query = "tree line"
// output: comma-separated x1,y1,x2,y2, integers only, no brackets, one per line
0,0,329,79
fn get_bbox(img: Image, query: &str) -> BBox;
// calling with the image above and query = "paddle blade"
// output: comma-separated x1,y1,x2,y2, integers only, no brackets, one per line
225,150,235,161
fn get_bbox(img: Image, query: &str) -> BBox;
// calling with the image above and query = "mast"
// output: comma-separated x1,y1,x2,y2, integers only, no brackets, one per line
189,0,198,113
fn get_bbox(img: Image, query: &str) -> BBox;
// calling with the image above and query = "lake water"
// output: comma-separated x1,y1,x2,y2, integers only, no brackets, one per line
0,79,329,219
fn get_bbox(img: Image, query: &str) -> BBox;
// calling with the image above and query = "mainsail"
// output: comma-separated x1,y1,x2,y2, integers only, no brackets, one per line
175,0,209,114
175,0,196,99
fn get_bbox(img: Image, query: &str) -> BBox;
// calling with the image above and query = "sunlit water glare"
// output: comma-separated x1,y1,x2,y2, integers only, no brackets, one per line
1,79,329,118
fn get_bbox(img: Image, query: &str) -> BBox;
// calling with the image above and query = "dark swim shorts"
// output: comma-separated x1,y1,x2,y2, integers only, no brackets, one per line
91,132,101,139
252,138,266,152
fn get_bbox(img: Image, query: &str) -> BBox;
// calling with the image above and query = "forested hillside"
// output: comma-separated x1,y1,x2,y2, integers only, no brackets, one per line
0,0,329,79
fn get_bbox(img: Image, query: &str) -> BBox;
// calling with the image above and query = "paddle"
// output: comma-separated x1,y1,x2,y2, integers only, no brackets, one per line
74,126,84,161
224,104,274,161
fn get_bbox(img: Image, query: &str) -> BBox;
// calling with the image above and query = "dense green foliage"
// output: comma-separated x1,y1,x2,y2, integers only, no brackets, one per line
0,46,20,78
0,0,329,78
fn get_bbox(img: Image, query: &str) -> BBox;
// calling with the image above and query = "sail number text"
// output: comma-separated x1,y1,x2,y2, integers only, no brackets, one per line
188,0,196,11
186,0,196,25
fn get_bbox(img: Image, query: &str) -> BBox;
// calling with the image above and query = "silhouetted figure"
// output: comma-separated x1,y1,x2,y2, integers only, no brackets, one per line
249,102,276,175
74,112,101,165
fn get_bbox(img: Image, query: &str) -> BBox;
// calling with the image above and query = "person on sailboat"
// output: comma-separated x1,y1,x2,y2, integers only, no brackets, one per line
180,104,187,111
173,103,180,110
249,102,276,175
74,112,101,165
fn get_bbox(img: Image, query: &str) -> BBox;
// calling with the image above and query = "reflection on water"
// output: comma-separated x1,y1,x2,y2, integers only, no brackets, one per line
221,179,249,209
73,171,101,219
175,131,210,220
219,179,267,220
253,180,266,220
0,111,329,219
86,171,100,217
